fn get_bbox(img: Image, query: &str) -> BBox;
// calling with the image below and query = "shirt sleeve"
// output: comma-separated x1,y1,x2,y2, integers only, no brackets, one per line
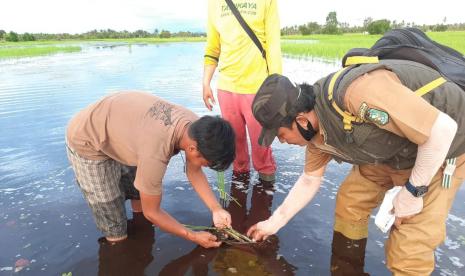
304,142,332,173
344,69,439,145
134,157,167,196
204,0,220,66
264,0,282,74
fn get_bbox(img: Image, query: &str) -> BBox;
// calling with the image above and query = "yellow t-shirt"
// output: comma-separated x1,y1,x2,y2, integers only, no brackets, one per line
204,0,282,94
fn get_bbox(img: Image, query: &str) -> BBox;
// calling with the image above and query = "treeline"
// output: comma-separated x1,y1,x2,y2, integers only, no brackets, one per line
0,29,206,42
3,13,464,42
281,12,465,35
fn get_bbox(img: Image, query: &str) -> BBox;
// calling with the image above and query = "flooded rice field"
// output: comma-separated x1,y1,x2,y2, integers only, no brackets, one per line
0,42,464,275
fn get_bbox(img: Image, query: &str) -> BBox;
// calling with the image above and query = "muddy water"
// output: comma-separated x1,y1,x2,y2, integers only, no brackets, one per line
0,43,463,275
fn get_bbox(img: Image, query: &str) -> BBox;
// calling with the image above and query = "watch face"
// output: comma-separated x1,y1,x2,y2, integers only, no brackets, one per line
415,185,429,197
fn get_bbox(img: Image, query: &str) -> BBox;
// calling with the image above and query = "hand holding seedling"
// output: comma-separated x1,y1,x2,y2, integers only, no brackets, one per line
190,231,222,248
212,208,232,228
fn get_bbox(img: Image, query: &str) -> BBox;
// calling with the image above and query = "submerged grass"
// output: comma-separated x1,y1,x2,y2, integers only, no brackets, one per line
0,45,82,59
281,31,465,60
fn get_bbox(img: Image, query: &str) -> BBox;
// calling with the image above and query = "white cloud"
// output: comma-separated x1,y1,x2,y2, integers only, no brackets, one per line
0,0,463,33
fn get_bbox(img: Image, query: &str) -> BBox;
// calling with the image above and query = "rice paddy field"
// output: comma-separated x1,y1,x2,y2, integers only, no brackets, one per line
0,46,82,59
0,37,203,59
281,31,465,60
1,31,464,60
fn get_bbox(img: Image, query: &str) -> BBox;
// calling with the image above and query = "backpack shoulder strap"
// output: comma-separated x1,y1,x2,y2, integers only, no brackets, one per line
344,56,379,67
225,0,267,62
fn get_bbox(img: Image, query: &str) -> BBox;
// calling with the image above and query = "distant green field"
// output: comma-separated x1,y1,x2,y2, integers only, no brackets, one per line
105,37,205,43
281,31,465,60
0,37,204,59
1,32,464,60
426,32,465,53
0,36,204,47
0,46,82,58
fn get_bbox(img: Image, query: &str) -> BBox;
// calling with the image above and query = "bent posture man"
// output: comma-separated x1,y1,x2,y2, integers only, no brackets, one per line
248,61,465,275
66,91,235,248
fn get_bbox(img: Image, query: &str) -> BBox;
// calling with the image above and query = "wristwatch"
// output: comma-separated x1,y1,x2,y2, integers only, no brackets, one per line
405,180,428,197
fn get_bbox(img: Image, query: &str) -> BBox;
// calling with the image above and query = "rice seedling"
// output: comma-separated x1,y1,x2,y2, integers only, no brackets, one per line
184,224,255,245
216,171,241,208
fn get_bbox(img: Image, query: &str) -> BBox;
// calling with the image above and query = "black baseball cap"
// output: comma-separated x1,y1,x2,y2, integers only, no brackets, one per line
252,74,300,146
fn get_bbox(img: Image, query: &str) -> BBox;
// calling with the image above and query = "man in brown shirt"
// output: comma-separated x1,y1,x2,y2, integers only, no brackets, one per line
248,65,465,275
66,91,236,248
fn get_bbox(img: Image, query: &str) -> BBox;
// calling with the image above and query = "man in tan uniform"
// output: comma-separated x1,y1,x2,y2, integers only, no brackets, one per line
66,91,236,248
247,60,465,275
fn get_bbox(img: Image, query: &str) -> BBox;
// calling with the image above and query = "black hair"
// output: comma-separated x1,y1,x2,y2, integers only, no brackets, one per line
188,115,235,171
281,83,316,128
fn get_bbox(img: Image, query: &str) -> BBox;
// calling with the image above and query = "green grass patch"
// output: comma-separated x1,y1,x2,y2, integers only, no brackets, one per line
101,37,205,43
0,40,81,47
0,37,205,59
281,31,465,60
426,31,465,54
1,32,463,60
0,46,82,59
0,37,205,47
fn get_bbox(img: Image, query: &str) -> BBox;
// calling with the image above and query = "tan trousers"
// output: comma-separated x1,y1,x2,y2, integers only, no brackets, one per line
332,164,463,276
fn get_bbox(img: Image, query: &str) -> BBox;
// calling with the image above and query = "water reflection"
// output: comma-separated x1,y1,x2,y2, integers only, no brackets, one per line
159,172,296,275
97,213,154,276
330,231,368,276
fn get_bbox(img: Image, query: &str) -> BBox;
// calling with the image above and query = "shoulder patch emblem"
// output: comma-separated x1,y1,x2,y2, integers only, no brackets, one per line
365,108,389,126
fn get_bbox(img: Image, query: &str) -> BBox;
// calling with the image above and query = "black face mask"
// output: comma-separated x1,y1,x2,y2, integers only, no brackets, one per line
296,119,317,141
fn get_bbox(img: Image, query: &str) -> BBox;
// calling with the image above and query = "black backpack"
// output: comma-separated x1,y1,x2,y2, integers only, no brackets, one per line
341,28,465,92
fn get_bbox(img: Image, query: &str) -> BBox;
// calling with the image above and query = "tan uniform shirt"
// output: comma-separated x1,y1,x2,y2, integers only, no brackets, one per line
305,69,465,180
67,92,198,195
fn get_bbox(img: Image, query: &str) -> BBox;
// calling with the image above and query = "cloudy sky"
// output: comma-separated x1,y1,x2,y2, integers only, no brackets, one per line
1,0,463,34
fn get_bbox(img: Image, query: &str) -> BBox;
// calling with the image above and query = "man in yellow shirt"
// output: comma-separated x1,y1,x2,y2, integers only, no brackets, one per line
202,0,282,181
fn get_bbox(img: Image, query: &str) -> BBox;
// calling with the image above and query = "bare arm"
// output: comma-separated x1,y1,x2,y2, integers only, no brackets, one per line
247,164,327,240
202,64,217,111
187,162,231,228
203,0,220,110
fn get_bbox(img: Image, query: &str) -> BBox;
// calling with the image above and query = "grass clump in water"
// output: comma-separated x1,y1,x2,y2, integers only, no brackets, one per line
281,31,465,60
0,46,82,59
185,224,255,245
